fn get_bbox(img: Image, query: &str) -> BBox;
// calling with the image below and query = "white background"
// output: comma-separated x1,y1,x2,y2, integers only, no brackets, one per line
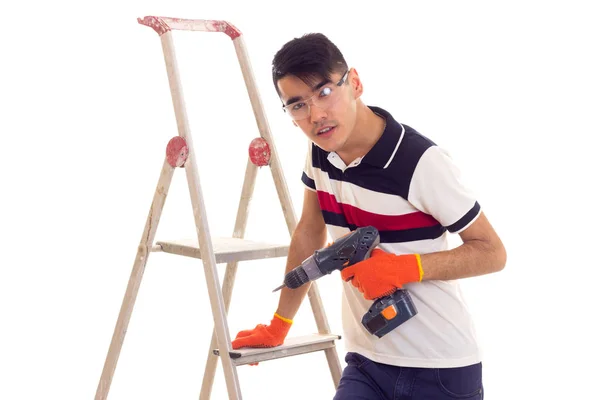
1,1,599,399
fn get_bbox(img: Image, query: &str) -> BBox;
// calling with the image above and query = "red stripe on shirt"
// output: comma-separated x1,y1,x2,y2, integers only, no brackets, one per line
317,190,439,231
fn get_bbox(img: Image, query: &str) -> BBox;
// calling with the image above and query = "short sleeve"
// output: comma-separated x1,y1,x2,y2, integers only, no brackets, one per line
408,146,481,233
301,141,316,192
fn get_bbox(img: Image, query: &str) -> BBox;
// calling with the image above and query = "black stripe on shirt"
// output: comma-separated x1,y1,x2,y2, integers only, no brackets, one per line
446,202,481,233
321,210,447,243
310,125,435,199
301,172,316,190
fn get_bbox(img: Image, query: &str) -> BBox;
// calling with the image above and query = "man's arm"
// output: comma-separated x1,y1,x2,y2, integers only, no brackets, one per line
275,188,327,320
421,211,506,281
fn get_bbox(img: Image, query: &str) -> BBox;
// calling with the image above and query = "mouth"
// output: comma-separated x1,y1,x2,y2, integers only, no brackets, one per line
316,126,336,137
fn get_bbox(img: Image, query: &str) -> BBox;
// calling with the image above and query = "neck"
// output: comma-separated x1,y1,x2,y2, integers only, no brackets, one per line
337,102,385,165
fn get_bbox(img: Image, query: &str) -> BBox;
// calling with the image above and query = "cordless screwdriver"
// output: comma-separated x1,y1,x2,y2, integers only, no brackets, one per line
272,226,418,338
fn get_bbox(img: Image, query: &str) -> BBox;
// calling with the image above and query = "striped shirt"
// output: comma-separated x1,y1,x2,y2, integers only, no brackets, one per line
302,106,482,368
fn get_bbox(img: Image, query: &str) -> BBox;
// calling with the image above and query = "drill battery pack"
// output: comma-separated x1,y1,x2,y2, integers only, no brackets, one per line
361,289,418,338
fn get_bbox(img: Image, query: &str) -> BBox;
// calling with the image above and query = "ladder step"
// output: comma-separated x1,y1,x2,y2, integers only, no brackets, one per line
155,237,289,264
213,333,341,366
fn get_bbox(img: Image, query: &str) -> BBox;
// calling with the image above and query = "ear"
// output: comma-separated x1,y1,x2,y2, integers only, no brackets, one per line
349,68,363,99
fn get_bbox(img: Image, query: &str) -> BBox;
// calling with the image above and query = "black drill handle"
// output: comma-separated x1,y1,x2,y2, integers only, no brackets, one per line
313,226,380,275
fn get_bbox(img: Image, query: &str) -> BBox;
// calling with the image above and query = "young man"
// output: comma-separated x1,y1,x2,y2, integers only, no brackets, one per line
232,33,506,399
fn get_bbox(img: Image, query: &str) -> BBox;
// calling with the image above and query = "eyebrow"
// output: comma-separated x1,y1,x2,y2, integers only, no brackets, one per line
284,78,330,106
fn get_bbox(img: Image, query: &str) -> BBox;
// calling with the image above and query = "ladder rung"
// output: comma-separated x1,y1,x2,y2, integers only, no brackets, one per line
155,237,289,263
213,333,341,366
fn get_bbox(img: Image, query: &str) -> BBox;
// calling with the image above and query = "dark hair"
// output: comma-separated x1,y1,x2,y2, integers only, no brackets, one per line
271,33,348,95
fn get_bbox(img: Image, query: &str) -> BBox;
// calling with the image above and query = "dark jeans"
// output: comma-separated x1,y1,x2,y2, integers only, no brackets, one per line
333,352,483,400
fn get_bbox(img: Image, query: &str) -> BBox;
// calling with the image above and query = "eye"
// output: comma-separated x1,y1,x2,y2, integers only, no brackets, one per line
292,102,306,111
320,87,332,97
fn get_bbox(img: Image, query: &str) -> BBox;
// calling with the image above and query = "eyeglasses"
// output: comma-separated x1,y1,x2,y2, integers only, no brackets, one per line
282,70,349,121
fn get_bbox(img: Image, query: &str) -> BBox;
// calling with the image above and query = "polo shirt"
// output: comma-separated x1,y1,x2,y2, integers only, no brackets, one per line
301,105,482,368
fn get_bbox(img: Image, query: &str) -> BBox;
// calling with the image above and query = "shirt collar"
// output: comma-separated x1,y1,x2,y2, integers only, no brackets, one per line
361,106,405,169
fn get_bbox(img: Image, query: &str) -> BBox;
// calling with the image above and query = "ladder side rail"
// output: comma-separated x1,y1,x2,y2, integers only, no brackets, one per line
95,159,176,400
200,157,259,400
159,30,243,399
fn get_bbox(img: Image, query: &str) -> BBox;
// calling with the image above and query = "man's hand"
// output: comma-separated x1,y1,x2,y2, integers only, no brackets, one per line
340,249,423,300
231,313,292,349
231,189,324,366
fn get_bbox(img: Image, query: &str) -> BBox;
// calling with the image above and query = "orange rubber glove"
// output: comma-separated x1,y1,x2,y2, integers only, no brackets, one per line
231,313,292,350
340,249,423,300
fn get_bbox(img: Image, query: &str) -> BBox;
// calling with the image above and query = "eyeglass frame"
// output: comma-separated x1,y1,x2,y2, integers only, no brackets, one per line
280,69,350,120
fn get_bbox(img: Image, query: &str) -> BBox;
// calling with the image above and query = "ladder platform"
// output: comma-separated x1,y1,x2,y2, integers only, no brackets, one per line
213,333,341,366
155,237,289,264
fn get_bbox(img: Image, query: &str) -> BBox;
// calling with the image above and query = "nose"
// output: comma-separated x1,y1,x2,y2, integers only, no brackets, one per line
309,103,328,124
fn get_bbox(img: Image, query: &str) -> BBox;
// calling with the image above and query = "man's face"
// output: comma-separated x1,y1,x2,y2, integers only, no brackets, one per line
277,70,358,153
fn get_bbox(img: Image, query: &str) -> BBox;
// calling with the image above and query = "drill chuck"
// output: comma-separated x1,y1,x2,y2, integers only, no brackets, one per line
281,266,308,289
283,256,324,289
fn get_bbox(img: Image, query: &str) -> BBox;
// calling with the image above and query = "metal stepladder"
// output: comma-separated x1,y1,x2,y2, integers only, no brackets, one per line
95,16,343,400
